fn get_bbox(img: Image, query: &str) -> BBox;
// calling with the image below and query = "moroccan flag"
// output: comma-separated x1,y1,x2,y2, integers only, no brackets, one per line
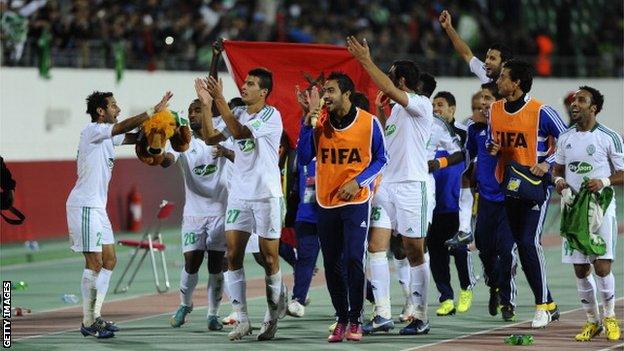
222,41,378,145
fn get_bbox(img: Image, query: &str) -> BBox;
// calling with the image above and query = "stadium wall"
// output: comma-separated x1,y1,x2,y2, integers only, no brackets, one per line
1,67,622,243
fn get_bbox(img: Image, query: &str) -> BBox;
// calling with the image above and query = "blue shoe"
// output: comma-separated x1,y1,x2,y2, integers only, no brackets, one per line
95,317,119,332
399,319,430,335
80,321,115,338
170,304,193,328
208,315,223,331
362,315,395,335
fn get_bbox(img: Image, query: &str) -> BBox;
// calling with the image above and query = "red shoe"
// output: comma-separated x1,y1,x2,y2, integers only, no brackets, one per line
327,322,347,342
346,323,363,341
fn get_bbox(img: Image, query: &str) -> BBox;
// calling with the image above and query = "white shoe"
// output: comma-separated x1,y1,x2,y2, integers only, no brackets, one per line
257,318,278,341
531,305,559,328
222,311,238,325
286,300,305,318
228,319,252,341
399,302,415,323
277,284,289,319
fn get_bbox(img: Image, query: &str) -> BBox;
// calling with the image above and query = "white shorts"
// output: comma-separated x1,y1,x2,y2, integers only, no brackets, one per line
67,206,114,253
225,196,284,239
562,201,617,264
181,215,226,253
245,232,260,253
426,175,436,226
370,181,428,238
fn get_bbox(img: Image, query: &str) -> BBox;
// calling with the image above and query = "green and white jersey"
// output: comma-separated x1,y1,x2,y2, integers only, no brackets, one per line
223,105,283,200
427,115,462,160
66,123,124,208
383,92,433,183
167,117,232,216
555,123,624,193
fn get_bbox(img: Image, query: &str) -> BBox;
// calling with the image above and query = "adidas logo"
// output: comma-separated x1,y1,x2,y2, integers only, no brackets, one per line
232,299,240,304
360,221,367,228
413,291,422,297
531,204,540,211
406,227,415,234
191,149,197,154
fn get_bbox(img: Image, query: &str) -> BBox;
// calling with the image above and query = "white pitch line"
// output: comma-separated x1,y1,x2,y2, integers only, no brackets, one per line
399,297,624,351
596,343,624,351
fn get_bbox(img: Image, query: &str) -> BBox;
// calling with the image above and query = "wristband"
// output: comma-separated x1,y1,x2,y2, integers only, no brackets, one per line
437,157,448,169
553,176,565,185
600,177,611,187
146,107,155,117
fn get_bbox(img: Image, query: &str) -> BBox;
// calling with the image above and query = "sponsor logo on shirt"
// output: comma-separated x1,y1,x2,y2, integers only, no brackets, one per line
385,124,396,137
568,161,593,174
320,148,362,164
193,164,218,176
237,139,256,152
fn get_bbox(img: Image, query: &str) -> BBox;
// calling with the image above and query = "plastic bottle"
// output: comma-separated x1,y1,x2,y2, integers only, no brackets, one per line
62,294,79,304
11,281,28,290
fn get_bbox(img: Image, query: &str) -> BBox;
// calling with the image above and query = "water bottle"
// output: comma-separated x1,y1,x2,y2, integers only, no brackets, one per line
11,281,28,290
62,294,79,304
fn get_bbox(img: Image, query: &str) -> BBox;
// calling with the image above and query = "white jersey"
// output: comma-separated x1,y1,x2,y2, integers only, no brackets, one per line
382,92,433,183
223,105,283,200
167,118,232,216
469,57,492,84
555,123,624,193
66,123,124,208
427,115,462,160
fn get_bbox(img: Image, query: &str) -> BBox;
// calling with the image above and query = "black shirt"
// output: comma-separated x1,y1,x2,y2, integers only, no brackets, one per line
504,93,528,114
329,104,357,129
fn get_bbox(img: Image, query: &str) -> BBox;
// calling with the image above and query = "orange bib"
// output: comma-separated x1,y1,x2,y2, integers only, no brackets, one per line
315,108,373,208
490,98,543,182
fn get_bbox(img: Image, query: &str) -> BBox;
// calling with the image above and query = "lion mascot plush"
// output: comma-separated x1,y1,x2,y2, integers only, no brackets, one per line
135,110,192,166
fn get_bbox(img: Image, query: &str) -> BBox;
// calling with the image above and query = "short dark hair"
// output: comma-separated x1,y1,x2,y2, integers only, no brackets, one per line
352,92,370,111
327,71,355,100
418,72,437,98
488,43,513,63
86,91,113,120
228,97,245,109
248,67,273,97
433,91,456,107
391,60,420,91
481,82,502,100
502,59,534,93
578,85,604,114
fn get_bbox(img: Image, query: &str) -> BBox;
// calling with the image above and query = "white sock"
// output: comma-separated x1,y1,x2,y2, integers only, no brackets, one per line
410,262,430,321
208,273,224,317
394,257,412,305
81,269,96,325
458,188,474,233
226,269,248,321
179,269,198,307
595,272,616,318
369,251,391,318
577,275,600,323
265,270,283,321
93,268,112,319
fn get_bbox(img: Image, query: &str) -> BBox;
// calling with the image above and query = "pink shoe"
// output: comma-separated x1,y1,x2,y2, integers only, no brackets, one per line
327,322,347,342
346,323,363,341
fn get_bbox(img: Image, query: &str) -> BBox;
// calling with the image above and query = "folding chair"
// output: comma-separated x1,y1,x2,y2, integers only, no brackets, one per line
113,200,174,294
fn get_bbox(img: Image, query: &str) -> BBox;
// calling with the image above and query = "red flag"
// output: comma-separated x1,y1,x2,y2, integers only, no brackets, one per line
222,40,378,146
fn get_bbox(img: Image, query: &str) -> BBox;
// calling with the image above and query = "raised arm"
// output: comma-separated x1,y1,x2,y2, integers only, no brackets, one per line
111,91,172,136
346,36,409,108
195,78,226,145
439,10,474,63
205,76,253,140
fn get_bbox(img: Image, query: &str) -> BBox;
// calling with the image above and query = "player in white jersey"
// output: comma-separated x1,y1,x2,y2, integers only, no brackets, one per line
552,86,623,342
347,36,433,335
164,82,233,331
201,68,287,341
66,90,172,338
438,10,512,84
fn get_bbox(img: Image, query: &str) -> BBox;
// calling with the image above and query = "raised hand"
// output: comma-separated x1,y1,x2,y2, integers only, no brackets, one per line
307,85,321,110
154,91,173,112
212,38,224,56
375,91,389,109
439,10,452,29
346,36,371,62
295,85,310,114
205,76,224,100
194,78,213,106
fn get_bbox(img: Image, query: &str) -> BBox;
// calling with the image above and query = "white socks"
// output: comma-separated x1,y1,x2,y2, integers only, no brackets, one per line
369,251,391,318
208,273,224,317
265,270,283,321
458,188,474,233
227,269,248,321
577,275,600,323
81,269,97,325
410,262,430,321
179,269,198,307
595,272,616,318
394,257,411,304
93,268,112,319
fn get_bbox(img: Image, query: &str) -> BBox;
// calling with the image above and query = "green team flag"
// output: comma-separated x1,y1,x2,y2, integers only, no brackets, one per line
37,29,51,79
113,41,125,83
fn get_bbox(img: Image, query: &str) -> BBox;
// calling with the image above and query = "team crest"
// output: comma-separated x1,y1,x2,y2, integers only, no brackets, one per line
586,144,596,155
506,177,521,192
107,157,114,169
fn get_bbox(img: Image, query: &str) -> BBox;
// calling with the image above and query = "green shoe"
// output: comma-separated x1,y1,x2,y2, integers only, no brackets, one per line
436,299,456,316
170,304,193,328
208,315,223,331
